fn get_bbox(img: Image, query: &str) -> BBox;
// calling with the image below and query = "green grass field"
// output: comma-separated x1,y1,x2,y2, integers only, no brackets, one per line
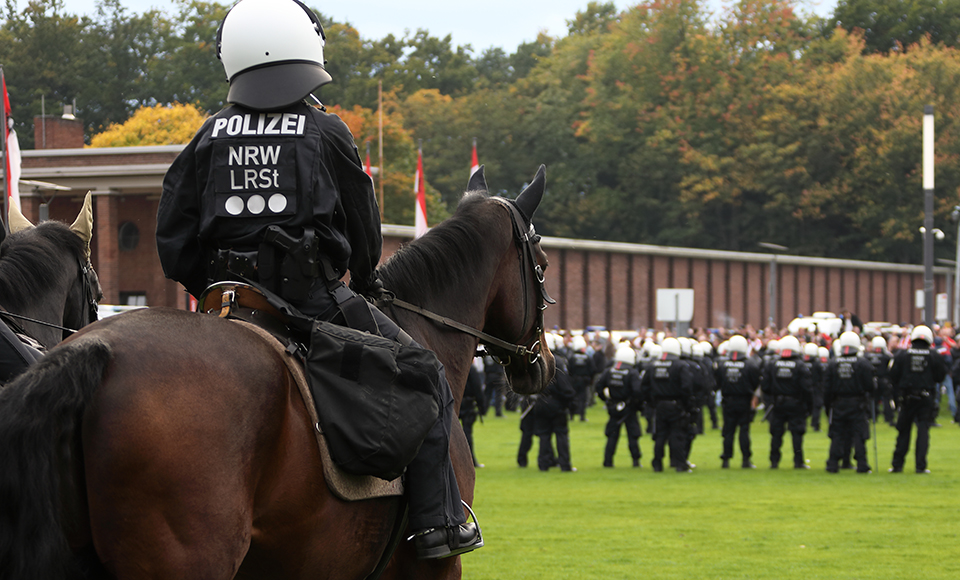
465,399,960,579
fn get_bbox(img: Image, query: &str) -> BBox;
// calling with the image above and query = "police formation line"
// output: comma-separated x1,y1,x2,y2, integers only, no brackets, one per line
459,325,949,475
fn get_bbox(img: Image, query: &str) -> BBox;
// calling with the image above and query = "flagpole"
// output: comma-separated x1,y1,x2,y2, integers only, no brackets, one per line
377,79,384,221
1,66,8,233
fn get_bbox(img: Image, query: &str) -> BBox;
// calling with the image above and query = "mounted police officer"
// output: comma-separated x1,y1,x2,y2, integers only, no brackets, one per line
156,0,481,559
824,332,875,473
596,344,644,468
889,325,947,474
760,335,813,469
644,338,695,472
716,335,761,469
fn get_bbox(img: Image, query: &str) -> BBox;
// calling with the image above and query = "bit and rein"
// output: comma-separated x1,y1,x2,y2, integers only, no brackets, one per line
384,198,554,366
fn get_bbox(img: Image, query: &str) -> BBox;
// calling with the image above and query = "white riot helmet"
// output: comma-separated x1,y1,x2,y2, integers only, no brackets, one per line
571,335,587,352
647,343,663,360
871,336,886,352
614,345,637,366
803,342,819,359
767,339,780,355
818,346,829,361
691,343,704,358
910,325,934,345
727,335,748,357
699,341,713,356
717,341,729,357
218,0,333,110
678,337,692,358
662,337,681,358
543,332,556,352
838,331,860,355
779,335,801,358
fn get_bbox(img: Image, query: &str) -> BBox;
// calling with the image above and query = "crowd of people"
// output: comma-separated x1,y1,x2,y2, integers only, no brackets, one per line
461,318,957,475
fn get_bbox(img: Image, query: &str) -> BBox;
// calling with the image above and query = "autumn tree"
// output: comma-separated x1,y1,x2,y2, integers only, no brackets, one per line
89,102,206,147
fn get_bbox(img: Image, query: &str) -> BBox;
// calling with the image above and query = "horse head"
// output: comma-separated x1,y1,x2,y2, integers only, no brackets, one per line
1,192,100,347
479,165,556,396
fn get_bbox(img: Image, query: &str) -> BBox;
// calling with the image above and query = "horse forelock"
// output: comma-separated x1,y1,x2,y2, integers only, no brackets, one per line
377,192,508,303
0,221,85,312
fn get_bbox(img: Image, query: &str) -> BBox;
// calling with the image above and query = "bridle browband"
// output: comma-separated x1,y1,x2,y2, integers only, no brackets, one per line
382,197,554,366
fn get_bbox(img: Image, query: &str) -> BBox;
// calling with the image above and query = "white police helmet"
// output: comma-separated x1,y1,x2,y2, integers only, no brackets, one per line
648,343,663,360
678,337,692,357
692,343,704,358
779,335,801,358
871,336,886,352
661,337,681,357
911,325,934,344
838,331,860,355
571,335,588,352
717,341,729,356
767,339,780,354
614,345,637,366
727,335,748,355
218,0,333,110
803,342,819,359
699,341,713,356
818,346,829,361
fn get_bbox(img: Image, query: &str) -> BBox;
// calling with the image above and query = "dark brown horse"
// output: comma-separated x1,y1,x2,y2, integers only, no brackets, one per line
0,168,555,580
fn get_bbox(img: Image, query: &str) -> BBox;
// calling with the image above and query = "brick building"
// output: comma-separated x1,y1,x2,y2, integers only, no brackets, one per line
5,116,952,331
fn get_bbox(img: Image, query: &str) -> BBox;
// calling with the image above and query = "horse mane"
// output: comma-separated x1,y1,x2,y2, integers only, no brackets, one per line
376,191,500,302
0,221,85,312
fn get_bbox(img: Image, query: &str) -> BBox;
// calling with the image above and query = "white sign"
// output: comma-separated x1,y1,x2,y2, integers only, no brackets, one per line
916,289,925,309
656,289,695,322
936,292,949,321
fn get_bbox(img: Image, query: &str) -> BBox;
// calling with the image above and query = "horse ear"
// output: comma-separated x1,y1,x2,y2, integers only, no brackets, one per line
8,197,35,233
70,191,94,257
467,165,487,193
515,164,546,222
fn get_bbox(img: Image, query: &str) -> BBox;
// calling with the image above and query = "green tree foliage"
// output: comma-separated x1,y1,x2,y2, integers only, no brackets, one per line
3,0,960,263
830,0,960,53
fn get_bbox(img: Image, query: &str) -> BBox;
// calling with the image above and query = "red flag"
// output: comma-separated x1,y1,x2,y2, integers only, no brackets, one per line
363,142,374,180
414,146,428,239
2,73,20,213
470,138,480,177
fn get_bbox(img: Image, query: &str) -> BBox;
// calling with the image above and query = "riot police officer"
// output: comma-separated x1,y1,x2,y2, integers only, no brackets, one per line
803,342,825,432
643,338,696,472
889,325,947,474
716,335,761,469
824,332,875,473
760,335,813,469
596,344,644,468
567,335,596,422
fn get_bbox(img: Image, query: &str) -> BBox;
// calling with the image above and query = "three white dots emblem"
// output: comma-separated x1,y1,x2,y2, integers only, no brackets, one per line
224,194,289,216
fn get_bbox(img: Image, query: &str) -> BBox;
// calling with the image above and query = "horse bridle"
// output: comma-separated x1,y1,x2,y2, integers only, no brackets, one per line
0,257,100,341
385,197,555,366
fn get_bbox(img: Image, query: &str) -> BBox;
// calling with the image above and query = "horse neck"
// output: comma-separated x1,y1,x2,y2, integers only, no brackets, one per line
0,268,73,351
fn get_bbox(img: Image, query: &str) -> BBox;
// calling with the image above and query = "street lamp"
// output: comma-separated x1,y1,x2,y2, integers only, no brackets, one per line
759,242,789,328
923,104,935,327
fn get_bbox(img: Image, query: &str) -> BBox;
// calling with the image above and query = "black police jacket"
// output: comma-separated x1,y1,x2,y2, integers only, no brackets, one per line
157,101,381,298
824,354,875,407
889,340,947,399
716,354,762,398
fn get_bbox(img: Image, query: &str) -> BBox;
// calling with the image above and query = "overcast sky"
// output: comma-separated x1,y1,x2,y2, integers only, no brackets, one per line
47,0,839,53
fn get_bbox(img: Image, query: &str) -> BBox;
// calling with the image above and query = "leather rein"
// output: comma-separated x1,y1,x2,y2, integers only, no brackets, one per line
382,198,554,366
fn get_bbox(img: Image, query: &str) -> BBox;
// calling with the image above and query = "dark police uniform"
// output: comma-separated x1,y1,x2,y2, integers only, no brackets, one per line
866,348,895,426
805,354,825,431
889,339,947,473
567,349,596,421
643,353,695,472
716,352,761,468
157,101,467,536
534,354,576,471
460,363,488,468
824,353,875,473
761,351,813,468
596,360,643,468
